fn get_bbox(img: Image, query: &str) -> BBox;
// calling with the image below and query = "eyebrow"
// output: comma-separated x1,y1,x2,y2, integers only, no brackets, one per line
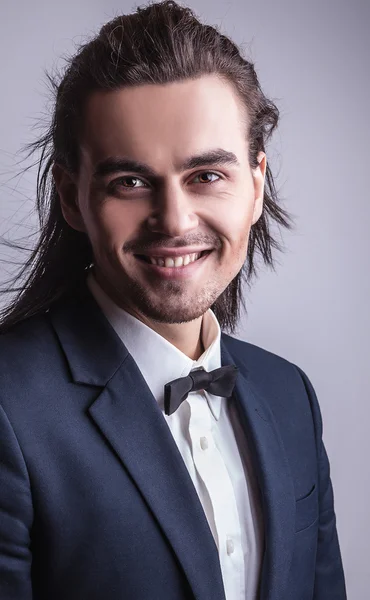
92,148,240,180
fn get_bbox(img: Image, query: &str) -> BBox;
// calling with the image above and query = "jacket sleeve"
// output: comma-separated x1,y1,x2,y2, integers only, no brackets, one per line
294,365,347,599
0,402,33,599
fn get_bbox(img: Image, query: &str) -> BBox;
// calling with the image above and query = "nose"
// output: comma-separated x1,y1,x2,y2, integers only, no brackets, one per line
146,183,199,237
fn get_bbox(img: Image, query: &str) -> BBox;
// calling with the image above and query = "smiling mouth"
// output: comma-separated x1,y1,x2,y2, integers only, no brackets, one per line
134,249,211,266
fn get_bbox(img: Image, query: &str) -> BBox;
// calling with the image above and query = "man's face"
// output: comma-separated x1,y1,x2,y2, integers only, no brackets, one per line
56,75,266,324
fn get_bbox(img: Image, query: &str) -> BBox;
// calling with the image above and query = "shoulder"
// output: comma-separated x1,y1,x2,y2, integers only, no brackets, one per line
221,331,303,383
221,332,320,424
0,311,63,392
0,311,54,354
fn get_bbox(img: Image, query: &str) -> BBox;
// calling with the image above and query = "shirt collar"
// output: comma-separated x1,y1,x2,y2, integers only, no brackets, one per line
86,272,223,420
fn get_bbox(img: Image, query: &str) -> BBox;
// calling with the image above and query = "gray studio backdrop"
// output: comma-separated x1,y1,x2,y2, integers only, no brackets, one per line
0,0,369,597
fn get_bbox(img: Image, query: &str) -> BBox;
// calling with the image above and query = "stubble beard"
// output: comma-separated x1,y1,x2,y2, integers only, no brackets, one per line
120,271,223,325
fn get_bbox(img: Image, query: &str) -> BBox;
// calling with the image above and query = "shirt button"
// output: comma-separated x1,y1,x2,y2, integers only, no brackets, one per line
200,436,209,450
226,538,234,555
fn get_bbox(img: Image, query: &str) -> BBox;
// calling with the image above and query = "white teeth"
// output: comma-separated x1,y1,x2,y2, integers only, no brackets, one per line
148,252,203,267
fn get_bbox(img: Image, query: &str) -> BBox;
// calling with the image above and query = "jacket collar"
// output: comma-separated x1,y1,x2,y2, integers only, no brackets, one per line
48,281,128,386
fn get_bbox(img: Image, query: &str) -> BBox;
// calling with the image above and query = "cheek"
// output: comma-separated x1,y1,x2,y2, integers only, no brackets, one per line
82,199,140,248
208,199,254,247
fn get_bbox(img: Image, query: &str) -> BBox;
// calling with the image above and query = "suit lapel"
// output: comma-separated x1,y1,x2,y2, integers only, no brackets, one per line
88,355,227,600
220,338,296,600
49,286,226,600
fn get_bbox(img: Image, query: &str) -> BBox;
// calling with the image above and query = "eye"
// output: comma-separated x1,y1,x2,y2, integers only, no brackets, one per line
109,176,148,191
192,172,221,185
108,171,222,194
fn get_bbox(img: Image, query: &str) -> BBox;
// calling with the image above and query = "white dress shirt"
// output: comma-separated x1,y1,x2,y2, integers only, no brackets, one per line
87,272,264,599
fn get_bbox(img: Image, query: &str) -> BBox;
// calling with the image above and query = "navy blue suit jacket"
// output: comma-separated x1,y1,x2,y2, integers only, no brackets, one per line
0,283,346,599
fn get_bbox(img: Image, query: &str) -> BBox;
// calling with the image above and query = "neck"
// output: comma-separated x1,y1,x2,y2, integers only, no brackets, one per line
148,318,205,360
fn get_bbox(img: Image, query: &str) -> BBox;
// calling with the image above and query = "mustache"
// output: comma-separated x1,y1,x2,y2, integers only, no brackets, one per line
125,238,220,254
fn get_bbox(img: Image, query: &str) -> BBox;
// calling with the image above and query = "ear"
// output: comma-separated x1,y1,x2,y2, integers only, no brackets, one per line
251,151,267,225
52,163,86,233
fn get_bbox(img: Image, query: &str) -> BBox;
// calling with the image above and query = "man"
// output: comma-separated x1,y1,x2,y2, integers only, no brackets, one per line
0,1,346,599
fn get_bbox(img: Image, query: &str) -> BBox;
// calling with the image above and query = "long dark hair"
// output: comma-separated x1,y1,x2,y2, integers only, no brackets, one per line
0,0,293,334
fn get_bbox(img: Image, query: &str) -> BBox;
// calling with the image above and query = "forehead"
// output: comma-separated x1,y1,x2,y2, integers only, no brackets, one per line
80,75,249,172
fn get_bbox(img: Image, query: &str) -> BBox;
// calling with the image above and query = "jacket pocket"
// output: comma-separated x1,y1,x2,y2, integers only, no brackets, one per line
295,483,319,533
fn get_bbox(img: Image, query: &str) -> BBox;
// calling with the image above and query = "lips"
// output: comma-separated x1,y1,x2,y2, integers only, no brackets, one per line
135,250,209,265
134,249,213,279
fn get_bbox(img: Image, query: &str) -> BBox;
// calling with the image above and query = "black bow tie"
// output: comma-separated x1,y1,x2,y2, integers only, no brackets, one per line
164,365,239,416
